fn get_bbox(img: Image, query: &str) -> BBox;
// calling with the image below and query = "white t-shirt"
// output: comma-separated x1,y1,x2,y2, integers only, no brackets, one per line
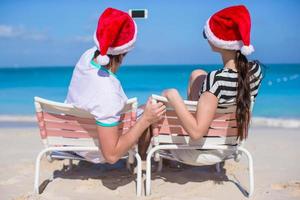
66,46,128,127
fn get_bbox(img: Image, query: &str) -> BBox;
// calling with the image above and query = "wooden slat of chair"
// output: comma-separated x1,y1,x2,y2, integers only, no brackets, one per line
164,110,236,120
46,136,98,146
36,112,47,139
36,102,135,141
44,121,97,132
44,118,132,131
158,116,237,128
157,125,238,137
155,110,238,138
43,112,95,124
42,112,134,140
35,97,137,146
46,129,98,139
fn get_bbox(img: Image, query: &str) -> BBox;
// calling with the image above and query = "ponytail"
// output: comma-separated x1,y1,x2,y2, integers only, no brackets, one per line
93,49,101,59
235,50,251,140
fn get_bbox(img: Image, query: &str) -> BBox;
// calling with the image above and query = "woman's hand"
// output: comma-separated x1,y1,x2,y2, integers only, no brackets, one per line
141,97,166,125
162,88,180,105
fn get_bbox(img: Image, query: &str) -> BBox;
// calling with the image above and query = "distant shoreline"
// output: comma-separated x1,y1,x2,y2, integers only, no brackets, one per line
1,115,300,128
1,64,300,119
1,63,300,69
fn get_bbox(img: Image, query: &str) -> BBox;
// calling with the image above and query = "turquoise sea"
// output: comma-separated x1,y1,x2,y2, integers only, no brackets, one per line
0,64,300,119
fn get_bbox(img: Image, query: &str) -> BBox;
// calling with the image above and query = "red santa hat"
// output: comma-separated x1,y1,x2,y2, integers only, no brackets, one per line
204,5,254,56
93,8,137,65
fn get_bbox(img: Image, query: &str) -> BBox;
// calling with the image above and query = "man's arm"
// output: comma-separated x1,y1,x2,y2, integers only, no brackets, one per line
96,98,166,164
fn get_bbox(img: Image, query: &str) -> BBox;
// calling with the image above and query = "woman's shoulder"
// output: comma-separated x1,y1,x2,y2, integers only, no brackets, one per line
207,68,224,77
249,60,263,77
203,68,228,87
207,68,237,81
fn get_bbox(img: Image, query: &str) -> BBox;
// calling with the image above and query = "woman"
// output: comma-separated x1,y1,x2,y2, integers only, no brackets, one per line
162,5,263,165
66,8,166,164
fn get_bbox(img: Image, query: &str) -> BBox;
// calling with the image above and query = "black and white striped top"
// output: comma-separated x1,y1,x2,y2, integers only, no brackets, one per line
200,62,263,106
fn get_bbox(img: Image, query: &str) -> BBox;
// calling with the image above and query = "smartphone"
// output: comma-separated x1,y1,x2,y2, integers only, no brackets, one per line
128,9,148,19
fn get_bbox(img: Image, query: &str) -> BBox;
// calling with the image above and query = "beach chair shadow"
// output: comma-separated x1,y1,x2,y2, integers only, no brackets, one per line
145,95,254,197
48,159,135,188
38,160,138,194
33,97,142,196
151,161,249,196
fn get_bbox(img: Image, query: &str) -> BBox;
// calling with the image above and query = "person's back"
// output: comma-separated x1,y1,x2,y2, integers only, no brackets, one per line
201,61,262,107
66,46,128,127
162,5,263,166
65,8,166,164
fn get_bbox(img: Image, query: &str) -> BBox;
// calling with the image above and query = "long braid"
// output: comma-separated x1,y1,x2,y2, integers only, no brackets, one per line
235,50,251,140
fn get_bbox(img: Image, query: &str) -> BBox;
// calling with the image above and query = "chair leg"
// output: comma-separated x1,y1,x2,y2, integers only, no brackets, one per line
128,149,135,164
34,149,50,194
216,162,221,173
127,149,135,171
146,146,158,196
126,158,131,171
134,152,142,197
157,158,163,172
146,145,181,196
238,147,254,197
67,159,73,170
146,152,152,196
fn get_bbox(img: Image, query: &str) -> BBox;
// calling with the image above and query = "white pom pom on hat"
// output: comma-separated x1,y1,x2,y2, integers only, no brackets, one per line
96,55,110,66
241,45,254,56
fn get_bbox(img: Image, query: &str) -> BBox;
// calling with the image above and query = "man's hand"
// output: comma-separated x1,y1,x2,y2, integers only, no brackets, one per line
141,97,166,125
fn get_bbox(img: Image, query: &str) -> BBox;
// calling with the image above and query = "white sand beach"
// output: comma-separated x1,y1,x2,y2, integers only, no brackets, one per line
0,123,299,200
1,1,300,200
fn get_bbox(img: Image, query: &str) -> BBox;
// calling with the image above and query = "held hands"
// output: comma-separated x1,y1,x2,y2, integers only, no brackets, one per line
162,88,180,105
142,97,166,124
162,88,179,99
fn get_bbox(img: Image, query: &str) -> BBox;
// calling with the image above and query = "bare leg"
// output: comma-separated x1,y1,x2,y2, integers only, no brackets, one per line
187,69,207,101
138,127,152,160
138,70,206,160
137,105,152,160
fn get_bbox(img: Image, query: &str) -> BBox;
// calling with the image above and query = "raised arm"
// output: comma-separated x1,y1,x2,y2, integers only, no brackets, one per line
97,98,166,164
163,89,218,140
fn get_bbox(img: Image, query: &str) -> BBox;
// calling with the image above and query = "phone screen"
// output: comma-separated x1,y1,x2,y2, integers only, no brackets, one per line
131,10,145,18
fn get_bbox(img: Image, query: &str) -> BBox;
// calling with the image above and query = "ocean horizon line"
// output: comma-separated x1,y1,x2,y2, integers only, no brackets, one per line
0,63,300,69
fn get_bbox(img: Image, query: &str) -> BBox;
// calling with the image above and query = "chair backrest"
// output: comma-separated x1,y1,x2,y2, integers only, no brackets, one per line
34,97,138,147
151,94,254,143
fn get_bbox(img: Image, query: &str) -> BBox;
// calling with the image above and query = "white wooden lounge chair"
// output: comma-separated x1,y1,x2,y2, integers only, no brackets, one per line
146,94,254,197
34,96,142,196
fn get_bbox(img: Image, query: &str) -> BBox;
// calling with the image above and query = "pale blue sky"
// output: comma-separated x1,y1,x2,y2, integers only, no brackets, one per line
0,0,299,67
